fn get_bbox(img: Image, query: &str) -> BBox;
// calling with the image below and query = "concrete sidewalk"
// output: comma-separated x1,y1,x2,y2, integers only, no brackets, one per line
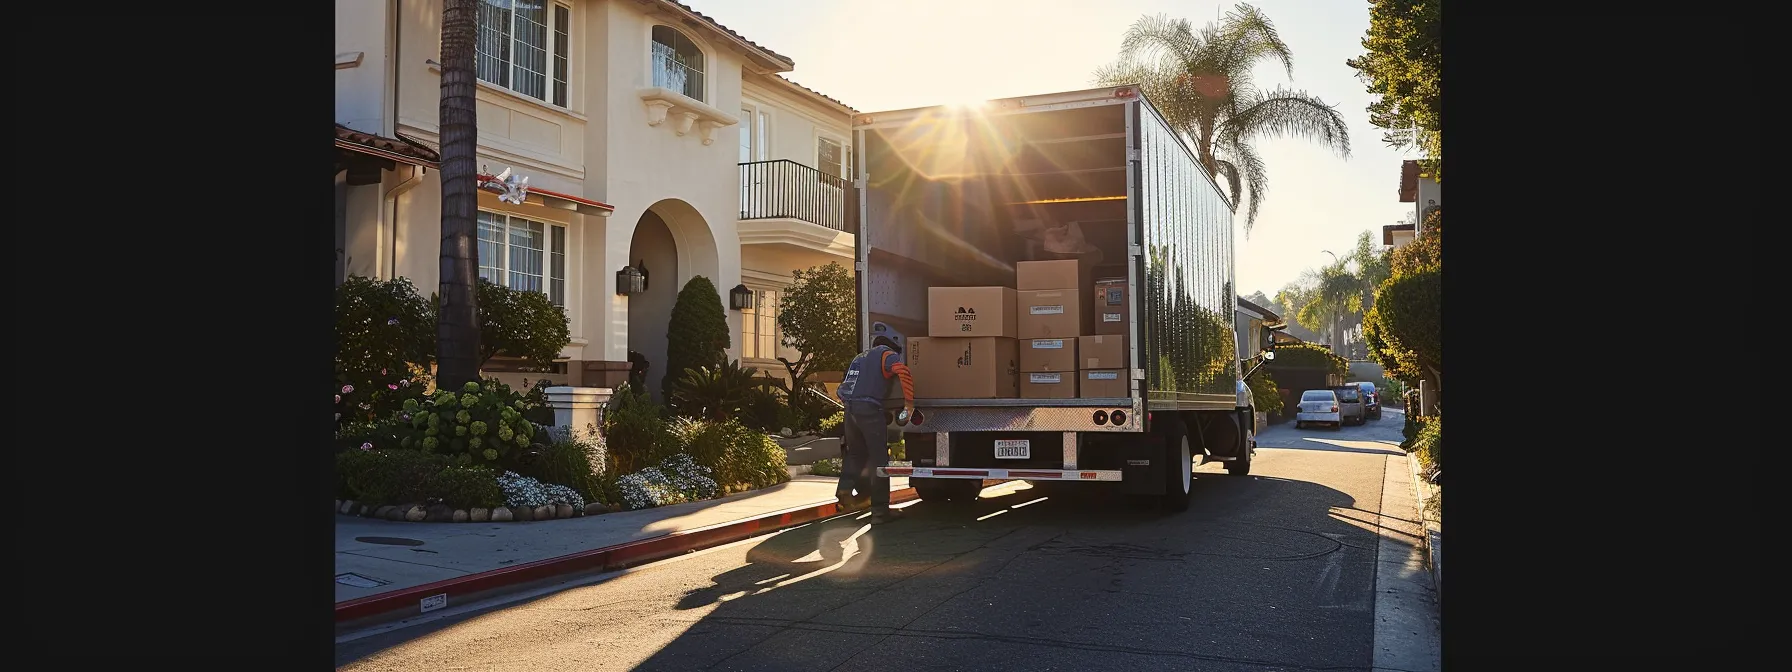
334,473,906,605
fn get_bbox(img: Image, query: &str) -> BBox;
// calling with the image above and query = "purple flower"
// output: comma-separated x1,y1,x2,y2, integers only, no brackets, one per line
381,368,388,376
360,442,373,451
341,384,355,394
387,317,400,326
401,413,412,422
388,384,400,390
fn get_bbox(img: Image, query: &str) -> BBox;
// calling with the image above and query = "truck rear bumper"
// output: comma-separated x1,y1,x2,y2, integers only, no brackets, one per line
879,466,1124,481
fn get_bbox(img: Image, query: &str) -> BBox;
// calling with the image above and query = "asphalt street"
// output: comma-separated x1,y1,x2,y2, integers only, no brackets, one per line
337,409,1428,671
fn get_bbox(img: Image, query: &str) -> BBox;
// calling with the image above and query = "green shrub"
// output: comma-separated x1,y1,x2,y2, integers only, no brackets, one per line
603,383,678,474
739,387,785,433
777,403,810,434
1246,371,1284,418
517,425,606,503
810,457,843,476
661,276,731,407
337,449,449,506
670,418,790,491
423,465,506,509
468,278,572,370
817,411,844,438
671,359,777,421
335,276,436,430
395,379,540,470
1410,413,1442,471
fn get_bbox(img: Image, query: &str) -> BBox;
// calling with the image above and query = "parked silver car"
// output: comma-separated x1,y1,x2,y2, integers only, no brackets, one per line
1332,386,1367,426
1295,389,1342,430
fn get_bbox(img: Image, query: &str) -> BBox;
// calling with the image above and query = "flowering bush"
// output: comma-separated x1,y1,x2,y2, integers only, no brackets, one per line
496,471,586,510
617,453,719,510
395,379,540,469
336,276,436,429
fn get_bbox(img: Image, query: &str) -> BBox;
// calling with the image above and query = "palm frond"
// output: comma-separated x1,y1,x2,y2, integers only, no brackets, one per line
1210,159,1243,205
1219,139,1268,235
1116,14,1202,72
1225,86,1352,159
1215,3,1295,81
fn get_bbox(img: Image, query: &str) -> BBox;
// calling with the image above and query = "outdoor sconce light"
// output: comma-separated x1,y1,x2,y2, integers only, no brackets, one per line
729,284,754,311
616,266,646,295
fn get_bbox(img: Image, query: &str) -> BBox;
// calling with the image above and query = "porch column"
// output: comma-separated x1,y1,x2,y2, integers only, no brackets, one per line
545,386,613,435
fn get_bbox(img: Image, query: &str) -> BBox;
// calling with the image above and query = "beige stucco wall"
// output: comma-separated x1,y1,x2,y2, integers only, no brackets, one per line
741,76,854,170
337,0,858,376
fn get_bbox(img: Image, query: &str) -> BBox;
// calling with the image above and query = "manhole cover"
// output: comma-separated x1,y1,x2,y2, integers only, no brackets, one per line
335,573,390,588
355,536,425,546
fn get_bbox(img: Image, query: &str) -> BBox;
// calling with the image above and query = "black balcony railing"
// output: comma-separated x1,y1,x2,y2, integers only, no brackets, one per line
739,159,852,233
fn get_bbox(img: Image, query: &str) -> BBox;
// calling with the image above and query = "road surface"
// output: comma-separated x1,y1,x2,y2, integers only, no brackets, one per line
337,409,1436,671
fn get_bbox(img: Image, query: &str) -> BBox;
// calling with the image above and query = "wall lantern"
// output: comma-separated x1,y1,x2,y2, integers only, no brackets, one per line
616,266,646,295
729,284,754,311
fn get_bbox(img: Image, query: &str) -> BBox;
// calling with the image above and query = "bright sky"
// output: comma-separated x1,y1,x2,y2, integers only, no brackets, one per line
690,0,1418,297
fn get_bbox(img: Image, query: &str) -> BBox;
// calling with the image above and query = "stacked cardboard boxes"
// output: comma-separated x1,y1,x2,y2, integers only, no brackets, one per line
909,258,1132,400
1082,277,1131,397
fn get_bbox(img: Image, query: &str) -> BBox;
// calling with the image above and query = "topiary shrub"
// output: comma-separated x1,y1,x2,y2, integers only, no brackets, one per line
603,382,677,475
660,276,731,409
335,276,436,431
423,465,506,509
396,379,539,470
336,449,450,506
470,278,572,370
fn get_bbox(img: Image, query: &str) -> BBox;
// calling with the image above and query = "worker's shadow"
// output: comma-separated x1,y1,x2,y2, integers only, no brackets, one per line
671,510,885,612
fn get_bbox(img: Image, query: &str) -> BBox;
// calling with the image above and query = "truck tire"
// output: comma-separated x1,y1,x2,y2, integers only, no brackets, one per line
1226,414,1254,477
1159,415,1193,512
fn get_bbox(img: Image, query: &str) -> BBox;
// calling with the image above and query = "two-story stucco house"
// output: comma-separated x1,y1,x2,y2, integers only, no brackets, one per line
334,0,858,399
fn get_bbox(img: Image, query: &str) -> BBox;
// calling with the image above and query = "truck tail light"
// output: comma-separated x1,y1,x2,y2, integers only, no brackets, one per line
1331,405,1339,412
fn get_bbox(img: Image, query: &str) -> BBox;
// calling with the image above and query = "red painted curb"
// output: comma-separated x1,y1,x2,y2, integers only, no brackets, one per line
334,484,944,624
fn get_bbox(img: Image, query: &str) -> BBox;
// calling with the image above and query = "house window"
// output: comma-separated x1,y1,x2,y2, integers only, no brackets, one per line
816,136,845,180
740,288,780,360
477,0,573,106
477,211,569,306
650,25,705,101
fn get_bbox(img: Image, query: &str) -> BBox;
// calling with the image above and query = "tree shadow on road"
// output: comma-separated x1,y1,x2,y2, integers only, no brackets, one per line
629,467,1424,672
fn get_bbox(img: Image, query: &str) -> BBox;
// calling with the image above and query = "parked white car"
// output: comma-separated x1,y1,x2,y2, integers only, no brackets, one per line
1295,389,1343,430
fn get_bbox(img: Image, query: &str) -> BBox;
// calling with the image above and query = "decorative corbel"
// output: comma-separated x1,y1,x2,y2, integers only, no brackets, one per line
673,111,699,137
698,120,727,145
644,99,675,126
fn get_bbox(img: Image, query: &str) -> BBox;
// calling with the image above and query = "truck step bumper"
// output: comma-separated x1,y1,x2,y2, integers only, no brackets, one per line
880,466,1123,481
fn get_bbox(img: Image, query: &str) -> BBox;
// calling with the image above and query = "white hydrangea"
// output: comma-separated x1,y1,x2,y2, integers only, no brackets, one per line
618,453,719,510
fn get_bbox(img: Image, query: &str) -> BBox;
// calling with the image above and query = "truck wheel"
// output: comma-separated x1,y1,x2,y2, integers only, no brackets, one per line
1227,416,1254,477
1159,415,1193,512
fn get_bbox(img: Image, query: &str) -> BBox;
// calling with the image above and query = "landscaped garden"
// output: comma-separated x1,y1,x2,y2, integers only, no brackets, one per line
331,262,859,523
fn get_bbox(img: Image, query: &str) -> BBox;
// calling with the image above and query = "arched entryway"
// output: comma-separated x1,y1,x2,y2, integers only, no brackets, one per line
625,199,720,403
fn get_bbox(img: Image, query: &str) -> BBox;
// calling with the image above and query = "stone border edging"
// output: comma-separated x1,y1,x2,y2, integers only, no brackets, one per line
335,499,611,523
1404,453,1443,605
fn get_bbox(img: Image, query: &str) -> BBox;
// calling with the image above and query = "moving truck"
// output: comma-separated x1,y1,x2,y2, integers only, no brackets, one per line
857,85,1285,511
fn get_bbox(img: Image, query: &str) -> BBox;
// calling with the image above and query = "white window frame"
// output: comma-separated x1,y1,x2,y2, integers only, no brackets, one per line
814,130,851,180
476,210,569,307
739,284,783,362
649,24,708,102
739,99,769,163
476,0,574,108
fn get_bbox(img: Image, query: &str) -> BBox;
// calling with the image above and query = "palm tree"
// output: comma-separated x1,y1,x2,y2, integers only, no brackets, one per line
435,0,482,389
1094,4,1352,234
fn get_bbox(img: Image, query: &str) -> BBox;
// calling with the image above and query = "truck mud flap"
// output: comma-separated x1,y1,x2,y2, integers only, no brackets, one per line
1118,435,1165,495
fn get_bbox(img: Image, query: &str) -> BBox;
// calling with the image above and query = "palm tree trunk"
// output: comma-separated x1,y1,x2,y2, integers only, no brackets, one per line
435,0,482,390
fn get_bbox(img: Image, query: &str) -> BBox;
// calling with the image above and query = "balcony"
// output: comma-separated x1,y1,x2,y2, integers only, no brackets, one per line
736,160,855,259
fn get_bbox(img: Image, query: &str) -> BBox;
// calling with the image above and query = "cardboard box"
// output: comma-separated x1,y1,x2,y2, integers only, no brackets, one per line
928,287,1018,338
1092,278,1129,335
1017,258,1095,291
1018,289,1086,339
1020,371,1078,399
907,337,1019,399
1078,334,1128,370
1080,369,1131,398
1020,337,1078,372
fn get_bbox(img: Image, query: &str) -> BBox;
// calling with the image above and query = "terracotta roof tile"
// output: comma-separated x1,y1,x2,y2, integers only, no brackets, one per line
336,124,440,165
661,1,794,68
775,75,859,114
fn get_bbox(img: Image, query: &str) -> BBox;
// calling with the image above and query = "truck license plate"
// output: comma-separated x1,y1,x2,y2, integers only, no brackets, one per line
994,439,1031,460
